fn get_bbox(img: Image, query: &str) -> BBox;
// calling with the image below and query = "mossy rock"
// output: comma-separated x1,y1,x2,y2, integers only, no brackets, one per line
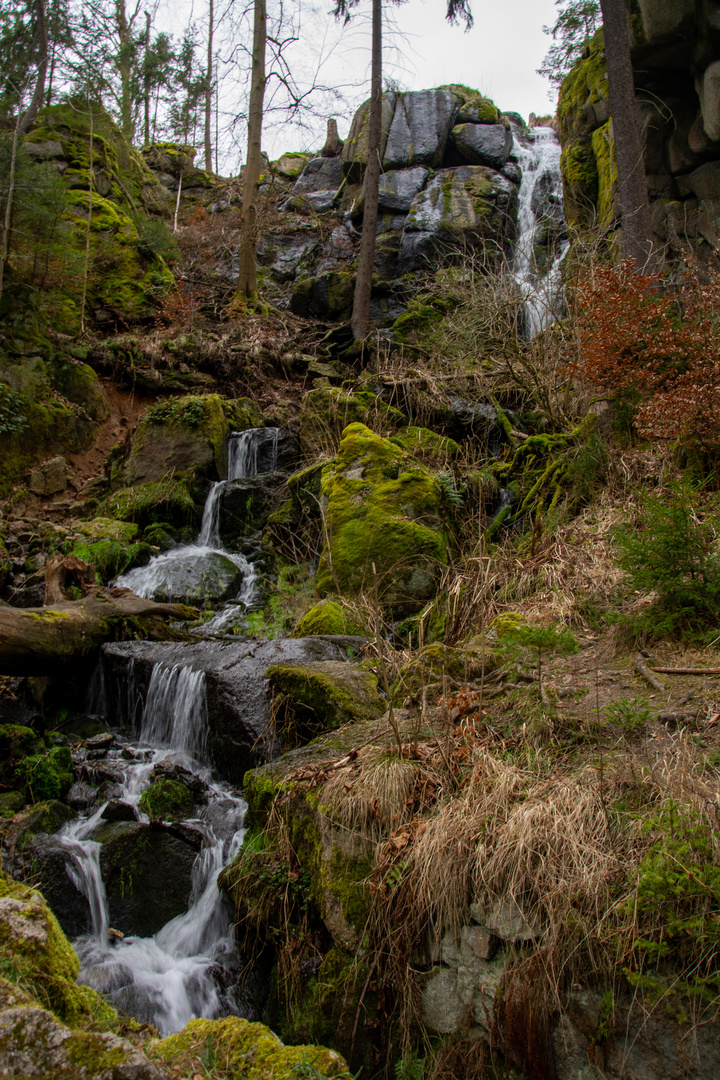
150,1016,350,1079
119,395,263,487
14,747,74,803
316,423,450,612
139,778,196,822
266,661,384,736
78,517,139,543
69,538,152,583
292,599,365,637
443,84,501,124
0,871,118,1027
0,791,26,818
390,425,462,461
13,799,76,843
97,477,198,528
290,271,354,319
393,641,504,700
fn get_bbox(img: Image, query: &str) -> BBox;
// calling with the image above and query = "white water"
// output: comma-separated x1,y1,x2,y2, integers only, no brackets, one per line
512,127,569,338
51,669,247,1036
116,428,279,619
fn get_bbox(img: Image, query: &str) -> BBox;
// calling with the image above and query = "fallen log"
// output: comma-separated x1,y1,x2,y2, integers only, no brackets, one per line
651,667,720,676
634,654,665,692
0,587,197,676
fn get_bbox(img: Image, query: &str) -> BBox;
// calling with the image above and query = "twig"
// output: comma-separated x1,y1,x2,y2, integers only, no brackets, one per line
651,667,720,676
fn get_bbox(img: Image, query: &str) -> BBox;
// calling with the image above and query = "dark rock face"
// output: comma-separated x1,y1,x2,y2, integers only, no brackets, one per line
17,838,92,938
257,229,319,282
377,167,429,213
99,637,361,784
293,156,344,195
93,820,200,937
450,124,513,170
290,271,354,319
217,474,287,548
383,89,457,169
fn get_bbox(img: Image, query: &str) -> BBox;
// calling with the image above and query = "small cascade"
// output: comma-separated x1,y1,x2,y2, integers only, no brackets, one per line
138,665,207,761
512,126,569,338
47,661,249,1036
116,427,282,620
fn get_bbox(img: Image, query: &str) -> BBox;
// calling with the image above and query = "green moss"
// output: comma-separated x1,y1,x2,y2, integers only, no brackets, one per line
592,119,619,229
14,747,74,803
299,387,404,455
14,799,76,840
293,599,365,637
266,662,384,733
69,539,151,583
390,426,461,461
557,28,608,143
139,778,196,822
316,423,450,612
150,1016,351,1079
97,477,198,528
0,871,118,1028
78,517,139,544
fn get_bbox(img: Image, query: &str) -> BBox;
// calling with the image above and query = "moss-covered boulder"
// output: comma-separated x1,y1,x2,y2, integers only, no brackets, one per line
150,1016,350,1079
0,871,116,1027
118,395,263,487
266,660,383,737
293,599,365,637
139,778,196,822
290,271,354,319
69,537,152,584
78,517,139,543
316,423,450,612
97,477,198,528
14,747,74,803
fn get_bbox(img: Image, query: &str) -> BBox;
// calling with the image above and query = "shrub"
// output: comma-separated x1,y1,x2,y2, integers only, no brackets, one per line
575,261,720,458
614,482,720,635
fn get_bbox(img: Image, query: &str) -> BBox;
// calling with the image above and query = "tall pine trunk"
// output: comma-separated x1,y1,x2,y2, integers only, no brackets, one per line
351,0,382,343
204,0,214,171
235,0,266,299
599,0,655,268
19,0,48,133
115,0,133,143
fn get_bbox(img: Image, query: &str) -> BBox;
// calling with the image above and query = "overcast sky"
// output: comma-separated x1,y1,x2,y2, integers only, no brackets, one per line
165,0,562,166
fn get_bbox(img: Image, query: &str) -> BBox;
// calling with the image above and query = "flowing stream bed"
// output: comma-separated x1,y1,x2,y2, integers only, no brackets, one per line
43,430,286,1035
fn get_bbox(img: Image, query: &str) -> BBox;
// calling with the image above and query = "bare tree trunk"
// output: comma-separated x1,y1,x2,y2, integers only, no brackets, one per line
322,118,341,157
0,106,25,305
19,0,48,133
204,0,214,171
351,0,382,343
598,0,656,269
80,105,94,334
143,10,151,146
235,0,266,299
173,172,182,232
115,0,134,143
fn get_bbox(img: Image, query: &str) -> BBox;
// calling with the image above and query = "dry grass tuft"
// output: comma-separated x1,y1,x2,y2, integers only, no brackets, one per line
321,749,419,840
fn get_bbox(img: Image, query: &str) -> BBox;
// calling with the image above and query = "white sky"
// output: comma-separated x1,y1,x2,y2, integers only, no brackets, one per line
163,0,561,167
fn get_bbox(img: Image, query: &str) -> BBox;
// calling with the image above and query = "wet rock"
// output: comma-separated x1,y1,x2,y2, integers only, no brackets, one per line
217,473,287,547
370,167,430,213
124,548,247,606
383,88,457,169
398,165,517,272
94,820,199,937
100,636,363,783
150,760,209,798
14,801,76,846
450,123,513,169
85,732,116,751
14,838,92,938
100,799,137,822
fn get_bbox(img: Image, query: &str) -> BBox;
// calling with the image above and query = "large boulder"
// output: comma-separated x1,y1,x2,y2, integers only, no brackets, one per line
316,423,450,612
398,165,517,272
377,167,429,213
217,474,287,547
383,88,458,170
118,395,262,487
637,0,696,43
290,271,354,319
342,92,397,181
287,156,344,212
266,660,384,735
449,123,513,170
98,636,367,783
117,548,247,605
92,820,200,937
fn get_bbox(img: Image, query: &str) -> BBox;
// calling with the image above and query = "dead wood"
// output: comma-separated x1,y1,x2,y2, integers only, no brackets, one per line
634,654,665,691
651,666,720,676
0,588,197,676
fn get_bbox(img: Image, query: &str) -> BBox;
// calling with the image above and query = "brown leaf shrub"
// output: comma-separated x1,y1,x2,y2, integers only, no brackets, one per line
575,261,720,453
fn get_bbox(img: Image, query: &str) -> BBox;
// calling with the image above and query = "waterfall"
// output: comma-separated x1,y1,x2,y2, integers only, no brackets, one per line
512,127,569,338
116,428,282,614
139,665,208,761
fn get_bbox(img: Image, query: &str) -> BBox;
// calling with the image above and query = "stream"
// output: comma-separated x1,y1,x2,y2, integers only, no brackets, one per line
44,430,284,1035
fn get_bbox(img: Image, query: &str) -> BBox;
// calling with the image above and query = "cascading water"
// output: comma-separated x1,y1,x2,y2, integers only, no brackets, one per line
511,126,569,338
48,663,249,1036
116,428,280,622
